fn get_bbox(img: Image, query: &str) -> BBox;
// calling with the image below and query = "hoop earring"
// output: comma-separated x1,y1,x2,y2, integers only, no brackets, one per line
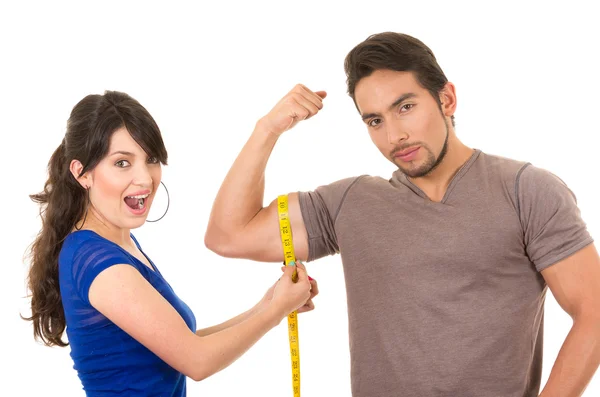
146,181,170,223
75,187,90,231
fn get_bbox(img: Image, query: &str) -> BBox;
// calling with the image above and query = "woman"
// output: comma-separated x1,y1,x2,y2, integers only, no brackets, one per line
24,90,317,396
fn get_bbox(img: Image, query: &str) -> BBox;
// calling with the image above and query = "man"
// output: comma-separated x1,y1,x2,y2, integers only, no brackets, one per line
204,32,600,396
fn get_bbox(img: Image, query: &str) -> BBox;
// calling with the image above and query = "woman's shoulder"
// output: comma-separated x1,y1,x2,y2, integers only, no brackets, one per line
59,231,139,300
60,230,132,272
62,230,115,254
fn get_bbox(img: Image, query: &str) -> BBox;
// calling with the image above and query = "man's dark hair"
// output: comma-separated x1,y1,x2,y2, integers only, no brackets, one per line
344,32,454,125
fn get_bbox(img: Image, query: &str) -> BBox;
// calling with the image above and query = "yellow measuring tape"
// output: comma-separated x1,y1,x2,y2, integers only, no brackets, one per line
277,194,301,397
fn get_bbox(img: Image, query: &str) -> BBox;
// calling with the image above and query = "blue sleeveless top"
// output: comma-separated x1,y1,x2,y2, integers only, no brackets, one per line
58,230,196,396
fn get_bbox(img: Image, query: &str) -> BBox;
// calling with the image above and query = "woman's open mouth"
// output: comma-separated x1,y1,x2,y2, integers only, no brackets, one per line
124,193,150,213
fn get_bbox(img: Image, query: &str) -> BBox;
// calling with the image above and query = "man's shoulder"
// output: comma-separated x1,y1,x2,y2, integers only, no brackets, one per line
299,174,389,210
311,174,377,193
324,174,396,195
478,150,531,176
472,151,535,193
478,150,568,185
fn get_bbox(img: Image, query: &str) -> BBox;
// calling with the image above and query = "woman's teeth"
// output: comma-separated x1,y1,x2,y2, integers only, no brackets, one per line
125,193,149,210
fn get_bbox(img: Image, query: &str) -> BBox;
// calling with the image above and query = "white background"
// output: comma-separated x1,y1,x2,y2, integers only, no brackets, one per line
1,1,599,396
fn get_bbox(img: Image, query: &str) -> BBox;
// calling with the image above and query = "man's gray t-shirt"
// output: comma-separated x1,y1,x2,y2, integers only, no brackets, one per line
298,149,593,397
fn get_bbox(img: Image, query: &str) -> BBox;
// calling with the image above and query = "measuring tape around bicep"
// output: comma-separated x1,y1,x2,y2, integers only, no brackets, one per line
277,194,301,397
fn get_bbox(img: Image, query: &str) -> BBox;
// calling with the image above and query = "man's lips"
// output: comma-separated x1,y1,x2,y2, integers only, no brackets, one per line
394,146,420,158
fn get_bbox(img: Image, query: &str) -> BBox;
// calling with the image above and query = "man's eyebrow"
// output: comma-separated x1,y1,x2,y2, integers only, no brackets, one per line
361,93,417,121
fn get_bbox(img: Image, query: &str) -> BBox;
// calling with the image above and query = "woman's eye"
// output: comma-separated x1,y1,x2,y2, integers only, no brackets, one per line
147,156,159,164
115,160,130,168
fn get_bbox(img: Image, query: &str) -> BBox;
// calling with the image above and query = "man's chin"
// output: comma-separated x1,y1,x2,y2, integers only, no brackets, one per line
396,163,434,178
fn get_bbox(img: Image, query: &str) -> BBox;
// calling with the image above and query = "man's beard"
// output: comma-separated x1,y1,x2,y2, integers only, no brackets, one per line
395,122,449,178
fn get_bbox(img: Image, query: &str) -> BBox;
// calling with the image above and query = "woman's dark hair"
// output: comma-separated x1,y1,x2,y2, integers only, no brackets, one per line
23,90,168,346
344,32,455,125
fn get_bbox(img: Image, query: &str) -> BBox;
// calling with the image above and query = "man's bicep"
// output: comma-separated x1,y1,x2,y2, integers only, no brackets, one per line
518,165,593,271
243,192,309,263
541,243,600,319
288,193,309,261
227,178,348,263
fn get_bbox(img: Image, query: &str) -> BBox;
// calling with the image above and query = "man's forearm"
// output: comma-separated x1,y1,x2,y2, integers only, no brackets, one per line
539,316,600,396
206,123,278,241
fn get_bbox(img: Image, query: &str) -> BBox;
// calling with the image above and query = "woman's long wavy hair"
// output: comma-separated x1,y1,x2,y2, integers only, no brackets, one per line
23,90,168,346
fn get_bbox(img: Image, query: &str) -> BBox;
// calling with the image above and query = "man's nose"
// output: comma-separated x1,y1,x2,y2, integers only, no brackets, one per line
386,118,409,145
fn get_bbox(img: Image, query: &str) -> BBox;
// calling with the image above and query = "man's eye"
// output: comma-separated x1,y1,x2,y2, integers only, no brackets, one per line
400,104,414,112
369,118,382,127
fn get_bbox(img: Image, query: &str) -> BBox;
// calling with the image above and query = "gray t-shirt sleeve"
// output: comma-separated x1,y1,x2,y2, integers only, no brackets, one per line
517,164,593,272
297,176,363,262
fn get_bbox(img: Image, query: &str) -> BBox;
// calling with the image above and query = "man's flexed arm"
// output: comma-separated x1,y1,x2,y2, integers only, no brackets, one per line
205,85,327,262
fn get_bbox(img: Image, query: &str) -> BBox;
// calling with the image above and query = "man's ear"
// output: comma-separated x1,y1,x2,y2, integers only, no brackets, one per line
69,159,92,188
439,82,457,119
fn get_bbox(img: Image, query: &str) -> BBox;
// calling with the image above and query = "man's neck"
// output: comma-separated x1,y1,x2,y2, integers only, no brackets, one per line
408,139,474,202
